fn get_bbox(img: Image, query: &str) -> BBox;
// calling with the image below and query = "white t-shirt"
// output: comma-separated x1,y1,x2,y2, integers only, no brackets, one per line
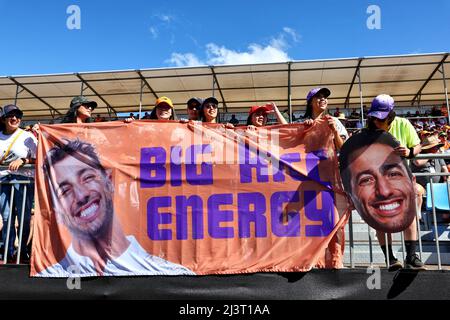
331,116,349,140
0,128,37,178
36,236,195,277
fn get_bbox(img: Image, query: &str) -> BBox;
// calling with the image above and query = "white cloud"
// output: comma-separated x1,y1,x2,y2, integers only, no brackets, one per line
283,27,301,43
166,53,203,67
206,43,289,65
166,28,300,67
149,27,158,39
156,14,174,23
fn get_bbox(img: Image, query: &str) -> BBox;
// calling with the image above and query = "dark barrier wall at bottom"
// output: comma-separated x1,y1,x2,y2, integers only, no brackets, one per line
0,265,449,300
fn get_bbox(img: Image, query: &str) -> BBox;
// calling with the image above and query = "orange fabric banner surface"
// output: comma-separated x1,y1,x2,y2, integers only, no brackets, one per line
31,120,350,277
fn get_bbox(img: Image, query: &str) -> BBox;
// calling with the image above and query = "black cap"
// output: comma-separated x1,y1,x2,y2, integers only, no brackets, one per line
70,96,97,110
187,97,203,108
201,97,219,108
0,104,23,118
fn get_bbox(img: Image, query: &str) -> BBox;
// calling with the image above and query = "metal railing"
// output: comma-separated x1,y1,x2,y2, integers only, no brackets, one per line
0,165,34,265
2,157,449,270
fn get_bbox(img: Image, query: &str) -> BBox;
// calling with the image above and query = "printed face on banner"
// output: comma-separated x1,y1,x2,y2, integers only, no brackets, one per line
344,141,416,233
50,154,114,240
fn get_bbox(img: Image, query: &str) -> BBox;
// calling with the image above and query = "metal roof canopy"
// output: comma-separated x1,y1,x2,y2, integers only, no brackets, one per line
0,52,448,121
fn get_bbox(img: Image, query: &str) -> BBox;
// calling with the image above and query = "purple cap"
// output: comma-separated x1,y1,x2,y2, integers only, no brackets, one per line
306,87,331,104
368,94,395,119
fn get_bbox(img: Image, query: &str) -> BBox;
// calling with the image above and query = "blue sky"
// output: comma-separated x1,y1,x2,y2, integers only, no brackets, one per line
0,0,449,76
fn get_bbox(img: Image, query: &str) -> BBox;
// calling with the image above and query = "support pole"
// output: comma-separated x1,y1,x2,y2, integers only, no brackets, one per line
139,79,144,120
288,62,292,123
357,68,365,127
440,64,450,124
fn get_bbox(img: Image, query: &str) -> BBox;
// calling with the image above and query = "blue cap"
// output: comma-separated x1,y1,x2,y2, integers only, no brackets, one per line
368,94,395,120
0,104,23,118
306,87,331,104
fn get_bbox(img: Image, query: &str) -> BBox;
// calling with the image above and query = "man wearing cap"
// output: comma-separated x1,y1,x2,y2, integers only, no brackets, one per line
186,98,203,121
62,96,98,123
365,94,425,270
302,87,349,150
0,104,37,263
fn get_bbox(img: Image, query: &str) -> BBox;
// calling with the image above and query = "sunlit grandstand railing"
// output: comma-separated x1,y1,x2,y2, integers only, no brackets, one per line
0,165,34,265
2,157,449,271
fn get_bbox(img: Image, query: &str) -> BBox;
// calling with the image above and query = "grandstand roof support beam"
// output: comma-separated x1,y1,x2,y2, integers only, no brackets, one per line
75,73,118,118
345,58,363,109
8,76,61,118
287,62,292,123
136,70,159,100
14,85,25,106
440,63,450,124
210,66,228,113
138,79,145,120
411,53,449,105
357,67,365,127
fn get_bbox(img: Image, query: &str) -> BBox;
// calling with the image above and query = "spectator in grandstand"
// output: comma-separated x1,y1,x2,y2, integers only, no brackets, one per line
229,114,240,126
142,112,151,119
37,138,195,277
0,104,37,263
200,97,220,123
148,96,178,120
439,131,450,151
301,87,349,150
350,109,360,119
333,107,341,117
62,96,97,123
411,134,448,188
364,94,425,271
246,102,288,129
431,106,442,117
94,114,105,122
339,130,417,234
199,97,234,128
441,103,449,118
186,97,202,121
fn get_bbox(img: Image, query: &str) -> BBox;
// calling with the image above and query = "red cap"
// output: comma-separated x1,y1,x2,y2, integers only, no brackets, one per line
248,105,271,115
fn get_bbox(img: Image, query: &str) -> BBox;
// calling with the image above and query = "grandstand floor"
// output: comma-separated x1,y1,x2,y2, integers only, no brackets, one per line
0,264,449,300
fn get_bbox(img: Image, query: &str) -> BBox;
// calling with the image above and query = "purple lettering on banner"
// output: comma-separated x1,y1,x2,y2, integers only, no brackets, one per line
175,195,204,240
304,190,335,237
237,192,267,238
273,153,305,182
270,191,300,237
140,147,166,188
306,150,332,188
170,146,182,187
186,144,213,186
239,143,269,183
208,194,234,239
147,196,172,240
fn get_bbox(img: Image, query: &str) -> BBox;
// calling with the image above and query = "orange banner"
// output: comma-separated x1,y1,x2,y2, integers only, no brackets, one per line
31,120,350,277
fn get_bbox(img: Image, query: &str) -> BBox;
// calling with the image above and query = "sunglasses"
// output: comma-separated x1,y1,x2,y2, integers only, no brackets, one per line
5,113,22,119
203,103,218,109
80,104,95,110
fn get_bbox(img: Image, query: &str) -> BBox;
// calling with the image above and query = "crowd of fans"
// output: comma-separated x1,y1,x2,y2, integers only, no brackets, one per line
1,89,449,269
